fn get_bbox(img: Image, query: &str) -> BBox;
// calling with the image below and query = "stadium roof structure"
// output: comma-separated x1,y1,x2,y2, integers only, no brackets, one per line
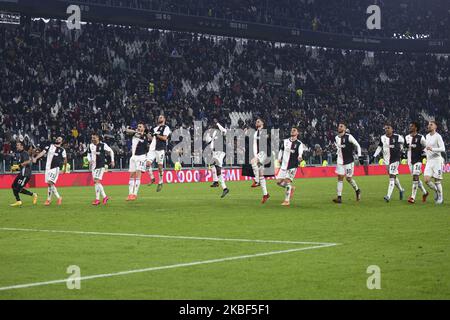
1,0,450,53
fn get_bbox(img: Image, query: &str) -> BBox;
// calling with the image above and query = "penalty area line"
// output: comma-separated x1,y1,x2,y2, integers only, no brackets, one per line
0,243,337,292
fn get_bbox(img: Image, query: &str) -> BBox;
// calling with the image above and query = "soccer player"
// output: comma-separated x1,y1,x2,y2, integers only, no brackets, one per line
251,118,270,203
373,123,405,202
405,122,429,203
145,124,156,186
207,128,220,188
147,115,171,192
204,119,230,198
10,141,38,207
276,127,303,206
332,123,362,204
87,134,115,205
125,122,149,200
424,121,446,204
33,137,67,206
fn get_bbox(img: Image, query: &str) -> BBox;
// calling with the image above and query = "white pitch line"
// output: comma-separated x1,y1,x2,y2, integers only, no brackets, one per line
0,227,338,246
0,243,337,292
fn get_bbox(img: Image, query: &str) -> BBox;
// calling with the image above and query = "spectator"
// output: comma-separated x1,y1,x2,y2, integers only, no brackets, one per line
0,19,448,170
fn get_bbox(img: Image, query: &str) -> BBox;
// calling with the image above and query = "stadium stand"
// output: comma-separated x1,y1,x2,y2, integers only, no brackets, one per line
59,0,450,39
0,19,449,170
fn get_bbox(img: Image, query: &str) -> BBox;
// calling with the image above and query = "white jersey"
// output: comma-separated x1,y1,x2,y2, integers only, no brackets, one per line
425,132,445,161
152,125,172,151
373,134,404,165
131,133,148,156
334,133,361,165
278,138,304,170
253,130,258,156
253,128,267,156
87,142,114,170
405,134,426,166
205,123,227,151
44,144,67,170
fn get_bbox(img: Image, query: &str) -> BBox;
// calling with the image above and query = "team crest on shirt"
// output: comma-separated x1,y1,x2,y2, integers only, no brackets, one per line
390,139,395,147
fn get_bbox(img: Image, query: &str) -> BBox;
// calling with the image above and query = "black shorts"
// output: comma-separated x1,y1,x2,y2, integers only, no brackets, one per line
12,175,31,191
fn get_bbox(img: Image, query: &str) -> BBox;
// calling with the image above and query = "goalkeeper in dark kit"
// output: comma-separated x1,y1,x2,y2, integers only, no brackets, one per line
10,141,38,207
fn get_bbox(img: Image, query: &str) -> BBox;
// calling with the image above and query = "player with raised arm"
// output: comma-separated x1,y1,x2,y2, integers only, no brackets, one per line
276,127,303,206
10,141,38,207
33,137,67,206
424,121,446,204
373,123,405,202
125,122,149,200
204,119,230,198
251,118,270,203
147,115,171,192
87,133,115,205
332,123,362,204
405,122,429,204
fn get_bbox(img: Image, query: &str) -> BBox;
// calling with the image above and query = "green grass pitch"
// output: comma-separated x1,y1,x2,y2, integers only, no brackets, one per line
0,174,449,299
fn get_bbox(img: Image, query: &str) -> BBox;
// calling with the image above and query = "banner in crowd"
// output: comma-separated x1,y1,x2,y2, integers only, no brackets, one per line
1,164,449,189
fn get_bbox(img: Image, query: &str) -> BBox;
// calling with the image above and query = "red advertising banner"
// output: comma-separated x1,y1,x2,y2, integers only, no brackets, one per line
0,164,448,189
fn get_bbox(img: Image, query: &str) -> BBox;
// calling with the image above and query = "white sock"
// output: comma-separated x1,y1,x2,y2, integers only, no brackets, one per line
129,178,134,195
411,181,418,200
348,179,359,191
52,185,61,199
337,181,343,196
260,177,268,196
418,180,427,194
436,182,443,201
98,183,106,198
395,177,404,192
158,171,163,185
387,178,395,199
212,166,218,182
285,184,291,201
134,178,141,195
252,163,260,181
426,180,437,192
95,184,100,200
47,187,53,201
149,169,154,180
218,173,227,190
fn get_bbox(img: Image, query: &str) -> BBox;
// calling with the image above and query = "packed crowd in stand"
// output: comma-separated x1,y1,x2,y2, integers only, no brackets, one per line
0,19,449,170
63,0,450,39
